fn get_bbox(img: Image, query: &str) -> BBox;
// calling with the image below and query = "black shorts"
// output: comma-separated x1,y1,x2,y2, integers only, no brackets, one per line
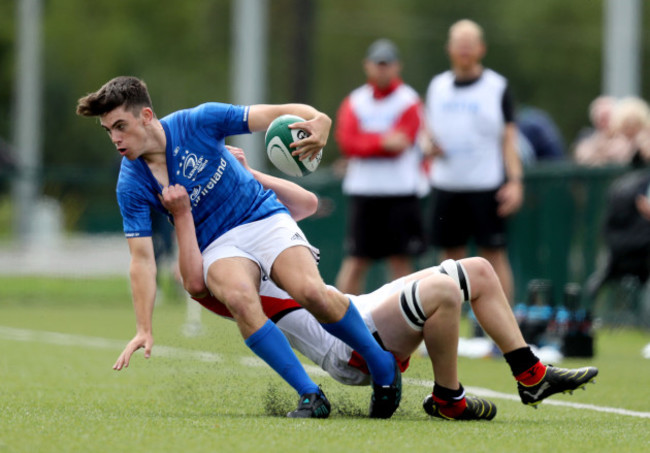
345,195,426,259
429,188,507,249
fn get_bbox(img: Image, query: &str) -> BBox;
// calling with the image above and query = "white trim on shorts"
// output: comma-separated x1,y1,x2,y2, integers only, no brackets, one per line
201,213,320,284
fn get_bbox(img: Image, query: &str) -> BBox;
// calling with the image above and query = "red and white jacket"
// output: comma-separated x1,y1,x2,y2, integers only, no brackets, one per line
336,79,425,196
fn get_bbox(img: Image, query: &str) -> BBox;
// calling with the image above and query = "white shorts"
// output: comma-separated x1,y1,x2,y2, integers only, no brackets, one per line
202,213,320,284
349,259,471,314
349,277,408,315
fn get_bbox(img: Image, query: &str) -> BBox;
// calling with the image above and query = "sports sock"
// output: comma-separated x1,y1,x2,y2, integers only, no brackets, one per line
245,319,319,396
321,301,395,386
514,361,547,386
432,382,467,418
504,346,547,386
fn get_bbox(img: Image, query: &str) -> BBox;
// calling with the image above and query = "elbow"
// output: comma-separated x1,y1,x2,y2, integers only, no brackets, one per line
293,193,319,221
184,278,209,299
180,264,208,298
305,192,319,217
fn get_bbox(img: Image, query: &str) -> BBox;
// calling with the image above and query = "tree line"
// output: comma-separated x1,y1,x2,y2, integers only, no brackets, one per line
0,0,648,231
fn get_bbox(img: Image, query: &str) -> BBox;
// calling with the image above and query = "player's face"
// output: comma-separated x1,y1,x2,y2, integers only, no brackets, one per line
447,31,485,71
100,106,150,160
364,60,401,89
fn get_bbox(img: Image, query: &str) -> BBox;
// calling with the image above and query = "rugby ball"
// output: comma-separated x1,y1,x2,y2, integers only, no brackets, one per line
265,114,322,177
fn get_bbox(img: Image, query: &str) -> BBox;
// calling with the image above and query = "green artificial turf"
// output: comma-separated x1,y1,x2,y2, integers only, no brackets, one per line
0,276,648,452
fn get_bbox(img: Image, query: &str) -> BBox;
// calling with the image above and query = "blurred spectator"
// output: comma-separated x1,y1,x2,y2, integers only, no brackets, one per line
516,106,565,161
579,98,650,323
584,168,650,300
574,96,650,167
609,97,650,167
424,19,523,303
574,96,615,141
334,38,426,295
573,95,616,166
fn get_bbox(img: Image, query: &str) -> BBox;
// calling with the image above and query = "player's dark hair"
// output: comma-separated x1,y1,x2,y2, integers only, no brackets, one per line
76,76,153,117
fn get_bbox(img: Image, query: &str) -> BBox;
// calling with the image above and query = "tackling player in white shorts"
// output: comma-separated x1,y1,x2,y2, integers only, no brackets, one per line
162,146,598,420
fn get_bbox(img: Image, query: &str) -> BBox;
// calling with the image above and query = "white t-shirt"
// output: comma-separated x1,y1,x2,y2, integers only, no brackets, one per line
425,69,508,191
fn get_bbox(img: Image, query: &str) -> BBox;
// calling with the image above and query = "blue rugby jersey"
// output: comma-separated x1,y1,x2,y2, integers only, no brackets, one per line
116,102,289,251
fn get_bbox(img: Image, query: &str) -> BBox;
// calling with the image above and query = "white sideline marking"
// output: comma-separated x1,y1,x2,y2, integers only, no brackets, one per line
0,326,222,363
2,326,649,419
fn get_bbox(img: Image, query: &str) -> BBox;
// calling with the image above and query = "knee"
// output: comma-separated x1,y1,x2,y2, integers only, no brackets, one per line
291,278,329,309
420,274,463,314
464,256,497,287
216,283,260,319
438,276,463,311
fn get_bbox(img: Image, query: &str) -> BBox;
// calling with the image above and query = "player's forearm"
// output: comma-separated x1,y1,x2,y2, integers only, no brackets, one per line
248,104,330,132
391,102,422,144
277,104,329,124
173,211,208,297
250,168,318,221
503,124,523,182
129,257,157,335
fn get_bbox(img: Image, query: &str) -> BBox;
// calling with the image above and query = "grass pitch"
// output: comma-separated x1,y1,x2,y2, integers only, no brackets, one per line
0,276,649,453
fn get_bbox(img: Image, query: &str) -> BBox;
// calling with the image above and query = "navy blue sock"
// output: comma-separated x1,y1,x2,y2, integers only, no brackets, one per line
245,319,319,396
321,301,395,386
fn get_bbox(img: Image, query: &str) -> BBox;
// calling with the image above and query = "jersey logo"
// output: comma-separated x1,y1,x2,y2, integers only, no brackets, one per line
442,100,480,114
189,186,202,204
191,157,228,206
179,152,208,181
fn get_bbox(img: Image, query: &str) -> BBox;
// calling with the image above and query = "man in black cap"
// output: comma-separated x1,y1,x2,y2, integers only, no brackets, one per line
334,39,427,296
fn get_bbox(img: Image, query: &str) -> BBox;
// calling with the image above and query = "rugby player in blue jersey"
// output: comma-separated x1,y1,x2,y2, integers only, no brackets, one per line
76,76,400,418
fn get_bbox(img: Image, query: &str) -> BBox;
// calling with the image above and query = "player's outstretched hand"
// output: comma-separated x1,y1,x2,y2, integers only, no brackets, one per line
113,332,153,371
226,145,251,171
160,184,191,217
290,112,331,161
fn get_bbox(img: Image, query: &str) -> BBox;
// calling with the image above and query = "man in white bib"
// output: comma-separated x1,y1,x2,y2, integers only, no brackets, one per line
424,19,524,304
